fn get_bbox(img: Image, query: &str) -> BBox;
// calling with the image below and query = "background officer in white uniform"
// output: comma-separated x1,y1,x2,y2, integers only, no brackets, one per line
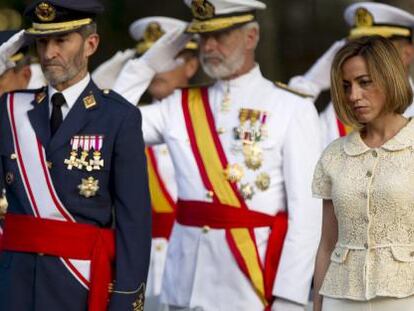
289,2,414,147
101,16,199,311
114,1,322,311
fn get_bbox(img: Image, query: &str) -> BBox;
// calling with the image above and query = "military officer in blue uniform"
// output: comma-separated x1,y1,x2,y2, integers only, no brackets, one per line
0,1,151,310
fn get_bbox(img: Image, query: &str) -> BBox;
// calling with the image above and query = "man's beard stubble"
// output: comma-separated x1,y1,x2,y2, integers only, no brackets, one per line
200,42,246,80
42,46,86,87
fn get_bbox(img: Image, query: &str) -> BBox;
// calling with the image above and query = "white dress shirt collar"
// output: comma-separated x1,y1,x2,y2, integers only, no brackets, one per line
48,73,91,118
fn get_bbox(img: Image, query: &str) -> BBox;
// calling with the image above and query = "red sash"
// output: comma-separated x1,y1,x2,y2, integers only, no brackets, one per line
181,87,288,308
1,214,115,311
145,147,176,239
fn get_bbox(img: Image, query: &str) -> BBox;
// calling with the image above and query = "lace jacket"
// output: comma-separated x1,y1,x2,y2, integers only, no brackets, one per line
312,119,414,300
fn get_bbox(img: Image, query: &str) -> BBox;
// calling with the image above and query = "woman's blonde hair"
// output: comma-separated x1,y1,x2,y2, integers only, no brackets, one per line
330,35,413,128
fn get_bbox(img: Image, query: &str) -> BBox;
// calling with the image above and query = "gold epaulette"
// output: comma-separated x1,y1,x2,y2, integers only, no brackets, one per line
274,81,314,98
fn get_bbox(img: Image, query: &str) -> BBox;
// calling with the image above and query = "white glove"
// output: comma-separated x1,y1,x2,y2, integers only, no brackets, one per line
92,49,136,89
271,298,306,311
141,25,191,74
303,39,346,91
0,30,26,76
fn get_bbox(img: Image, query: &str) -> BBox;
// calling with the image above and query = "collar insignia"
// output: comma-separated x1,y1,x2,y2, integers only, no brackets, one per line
83,93,97,109
355,7,374,28
191,0,215,20
35,91,46,104
35,2,56,22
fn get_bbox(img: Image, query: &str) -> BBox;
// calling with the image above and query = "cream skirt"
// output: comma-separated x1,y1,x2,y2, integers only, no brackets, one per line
322,295,414,311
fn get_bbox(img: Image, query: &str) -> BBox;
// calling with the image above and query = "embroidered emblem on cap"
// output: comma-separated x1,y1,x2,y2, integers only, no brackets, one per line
355,7,374,28
191,0,215,20
144,22,165,43
35,2,56,22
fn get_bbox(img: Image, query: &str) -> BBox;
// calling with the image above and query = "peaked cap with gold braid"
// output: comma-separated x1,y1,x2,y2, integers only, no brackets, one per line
344,2,414,41
129,16,199,56
183,0,266,34
24,0,104,36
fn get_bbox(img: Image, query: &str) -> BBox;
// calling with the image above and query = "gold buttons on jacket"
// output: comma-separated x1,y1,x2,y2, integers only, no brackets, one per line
364,243,369,249
47,161,53,169
372,150,378,158
366,171,372,178
10,153,17,160
5,172,14,185
202,225,210,233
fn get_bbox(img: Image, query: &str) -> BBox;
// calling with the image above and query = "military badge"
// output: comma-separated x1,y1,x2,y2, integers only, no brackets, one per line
87,136,104,171
255,172,271,191
78,177,99,198
191,0,215,20
83,93,97,109
144,22,165,43
35,2,56,22
239,183,255,200
64,136,80,170
224,163,244,183
355,7,374,28
132,283,146,311
243,144,263,170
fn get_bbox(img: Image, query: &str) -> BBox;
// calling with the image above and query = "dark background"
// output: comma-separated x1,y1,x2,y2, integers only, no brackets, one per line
1,0,413,85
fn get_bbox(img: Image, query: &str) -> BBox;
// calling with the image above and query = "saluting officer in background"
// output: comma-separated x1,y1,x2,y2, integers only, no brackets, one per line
0,1,151,310
289,2,414,147
114,0,322,310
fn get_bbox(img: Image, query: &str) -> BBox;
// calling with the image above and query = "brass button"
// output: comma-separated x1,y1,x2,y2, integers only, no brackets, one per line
202,225,210,233
103,89,110,95
5,172,14,185
10,153,17,160
206,191,214,199
47,161,53,169
366,171,372,178
364,243,369,249
372,150,378,158
155,244,164,252
217,127,226,134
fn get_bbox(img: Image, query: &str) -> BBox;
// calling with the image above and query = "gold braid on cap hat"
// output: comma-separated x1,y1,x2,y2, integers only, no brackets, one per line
350,7,412,39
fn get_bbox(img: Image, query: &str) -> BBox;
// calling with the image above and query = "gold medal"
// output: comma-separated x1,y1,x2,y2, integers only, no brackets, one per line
239,183,255,200
76,150,89,170
78,177,99,198
64,150,79,170
243,144,263,170
224,163,244,183
255,172,271,191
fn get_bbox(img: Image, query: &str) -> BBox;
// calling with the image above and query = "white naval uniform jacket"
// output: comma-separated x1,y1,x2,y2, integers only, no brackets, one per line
146,145,177,298
139,66,322,310
320,79,414,148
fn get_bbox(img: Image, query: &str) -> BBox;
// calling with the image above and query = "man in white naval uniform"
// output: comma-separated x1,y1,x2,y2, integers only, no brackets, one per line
289,2,414,147
95,16,199,311
114,1,322,310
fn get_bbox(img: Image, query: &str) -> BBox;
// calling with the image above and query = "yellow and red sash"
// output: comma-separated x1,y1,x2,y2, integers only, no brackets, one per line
145,147,176,239
181,87,286,308
336,118,353,137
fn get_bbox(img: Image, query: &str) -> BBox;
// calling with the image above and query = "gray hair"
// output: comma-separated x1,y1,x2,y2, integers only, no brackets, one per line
241,21,260,49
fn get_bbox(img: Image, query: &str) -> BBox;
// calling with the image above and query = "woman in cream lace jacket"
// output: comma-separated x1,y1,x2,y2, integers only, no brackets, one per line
312,36,414,311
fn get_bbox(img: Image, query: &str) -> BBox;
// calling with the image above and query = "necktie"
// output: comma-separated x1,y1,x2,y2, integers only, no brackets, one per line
50,92,66,136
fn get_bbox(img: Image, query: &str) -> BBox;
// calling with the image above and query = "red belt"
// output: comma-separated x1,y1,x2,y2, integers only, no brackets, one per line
1,214,115,311
176,200,288,305
152,210,175,239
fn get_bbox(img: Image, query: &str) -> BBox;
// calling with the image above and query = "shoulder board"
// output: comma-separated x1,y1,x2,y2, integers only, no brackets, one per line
274,81,314,98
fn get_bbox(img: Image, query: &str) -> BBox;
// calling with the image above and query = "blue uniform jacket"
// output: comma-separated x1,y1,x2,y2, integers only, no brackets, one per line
0,80,151,311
